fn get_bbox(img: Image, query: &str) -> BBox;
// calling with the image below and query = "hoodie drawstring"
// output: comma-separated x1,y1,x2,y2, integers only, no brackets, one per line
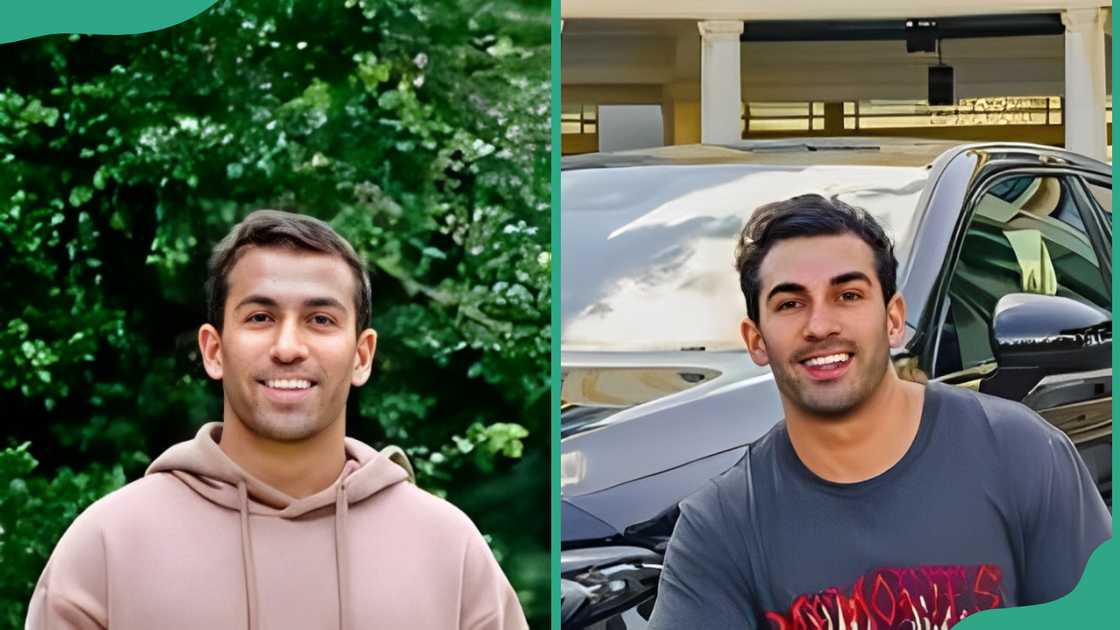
238,481,260,630
234,476,351,630
335,482,351,630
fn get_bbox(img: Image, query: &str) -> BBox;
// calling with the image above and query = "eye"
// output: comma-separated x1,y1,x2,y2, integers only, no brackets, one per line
840,291,862,302
776,300,799,311
311,314,335,326
246,313,272,324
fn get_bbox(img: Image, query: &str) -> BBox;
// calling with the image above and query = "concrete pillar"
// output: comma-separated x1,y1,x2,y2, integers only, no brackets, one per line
698,20,744,144
1061,8,1107,160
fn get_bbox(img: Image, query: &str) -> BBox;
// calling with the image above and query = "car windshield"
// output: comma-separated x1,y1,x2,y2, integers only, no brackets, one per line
562,163,931,351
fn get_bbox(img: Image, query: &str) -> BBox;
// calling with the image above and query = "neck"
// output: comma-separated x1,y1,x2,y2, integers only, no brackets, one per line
217,407,347,499
784,372,924,484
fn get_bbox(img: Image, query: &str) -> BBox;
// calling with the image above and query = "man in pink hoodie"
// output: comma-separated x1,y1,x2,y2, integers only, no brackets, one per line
26,210,529,630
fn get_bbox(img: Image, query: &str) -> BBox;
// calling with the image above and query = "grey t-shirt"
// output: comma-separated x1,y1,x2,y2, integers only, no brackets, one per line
649,382,1111,629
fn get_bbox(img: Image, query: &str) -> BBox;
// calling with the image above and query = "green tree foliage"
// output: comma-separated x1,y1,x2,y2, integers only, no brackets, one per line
0,0,550,626
0,445,132,627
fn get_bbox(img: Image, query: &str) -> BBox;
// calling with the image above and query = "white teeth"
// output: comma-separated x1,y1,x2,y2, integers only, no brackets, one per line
804,353,850,367
264,379,312,390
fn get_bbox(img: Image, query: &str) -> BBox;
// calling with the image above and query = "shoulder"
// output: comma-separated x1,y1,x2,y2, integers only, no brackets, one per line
363,481,485,542
364,483,512,592
37,474,185,589
674,423,781,536
925,382,1088,523
679,454,747,517
927,382,1069,457
671,446,756,563
57,473,187,539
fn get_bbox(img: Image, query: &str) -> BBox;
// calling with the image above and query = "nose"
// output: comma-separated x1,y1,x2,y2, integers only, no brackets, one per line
802,301,843,341
270,318,309,363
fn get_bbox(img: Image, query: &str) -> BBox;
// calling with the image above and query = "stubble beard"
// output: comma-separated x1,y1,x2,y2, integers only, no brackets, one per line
769,341,892,419
226,384,338,443
243,410,332,442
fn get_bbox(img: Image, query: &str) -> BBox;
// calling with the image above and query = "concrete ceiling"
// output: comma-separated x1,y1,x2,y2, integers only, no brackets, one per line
561,0,1107,21
562,19,697,37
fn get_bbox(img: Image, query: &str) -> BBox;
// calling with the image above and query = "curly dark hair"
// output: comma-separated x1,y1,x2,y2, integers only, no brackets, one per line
734,194,898,324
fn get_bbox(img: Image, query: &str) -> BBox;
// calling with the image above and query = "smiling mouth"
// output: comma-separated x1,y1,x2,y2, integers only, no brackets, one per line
800,352,853,368
798,352,854,380
257,379,318,405
259,378,318,390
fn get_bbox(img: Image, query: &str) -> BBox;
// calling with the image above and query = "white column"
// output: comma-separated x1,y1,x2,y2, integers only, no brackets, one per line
1061,8,1107,160
698,20,744,145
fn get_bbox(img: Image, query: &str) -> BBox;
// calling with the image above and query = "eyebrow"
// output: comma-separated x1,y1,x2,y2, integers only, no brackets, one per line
765,271,873,302
234,295,348,311
830,271,872,287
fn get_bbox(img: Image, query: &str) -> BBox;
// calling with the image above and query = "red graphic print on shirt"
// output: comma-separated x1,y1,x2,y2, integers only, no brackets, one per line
765,564,1003,630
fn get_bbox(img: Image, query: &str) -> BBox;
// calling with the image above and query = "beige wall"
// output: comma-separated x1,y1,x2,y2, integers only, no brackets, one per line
562,84,663,104
562,33,676,84
661,99,701,145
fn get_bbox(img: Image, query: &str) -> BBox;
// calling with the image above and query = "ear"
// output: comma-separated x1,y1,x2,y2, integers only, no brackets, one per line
740,317,770,367
198,324,224,380
885,292,908,348
351,328,378,387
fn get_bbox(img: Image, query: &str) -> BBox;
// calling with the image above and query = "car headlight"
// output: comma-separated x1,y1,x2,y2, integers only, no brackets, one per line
560,545,662,629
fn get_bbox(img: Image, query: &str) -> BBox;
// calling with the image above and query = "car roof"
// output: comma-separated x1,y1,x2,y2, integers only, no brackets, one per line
563,137,965,170
562,136,1112,171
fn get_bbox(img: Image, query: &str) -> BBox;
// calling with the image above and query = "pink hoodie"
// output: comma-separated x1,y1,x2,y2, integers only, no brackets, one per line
26,423,528,630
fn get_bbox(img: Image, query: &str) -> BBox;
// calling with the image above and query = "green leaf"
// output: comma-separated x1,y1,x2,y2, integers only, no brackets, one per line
68,186,93,208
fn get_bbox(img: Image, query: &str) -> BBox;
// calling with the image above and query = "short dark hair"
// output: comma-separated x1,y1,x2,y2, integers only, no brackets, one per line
205,209,372,335
734,194,898,324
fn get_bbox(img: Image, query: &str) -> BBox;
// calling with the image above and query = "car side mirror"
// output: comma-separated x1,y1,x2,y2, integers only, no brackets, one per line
991,293,1111,372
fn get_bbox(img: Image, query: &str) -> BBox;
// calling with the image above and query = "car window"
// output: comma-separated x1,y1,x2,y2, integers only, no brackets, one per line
934,175,1111,376
1086,181,1111,214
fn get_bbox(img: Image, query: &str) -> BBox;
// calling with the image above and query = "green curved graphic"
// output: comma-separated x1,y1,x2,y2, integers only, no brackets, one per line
960,540,1114,628
0,0,217,44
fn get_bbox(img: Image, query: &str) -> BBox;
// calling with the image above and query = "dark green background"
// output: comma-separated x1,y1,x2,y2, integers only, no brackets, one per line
0,0,549,627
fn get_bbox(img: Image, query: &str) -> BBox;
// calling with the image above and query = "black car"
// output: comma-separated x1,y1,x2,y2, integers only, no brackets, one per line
559,138,1112,629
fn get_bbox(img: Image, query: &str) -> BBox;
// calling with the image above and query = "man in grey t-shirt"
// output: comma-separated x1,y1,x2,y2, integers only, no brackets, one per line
649,195,1111,629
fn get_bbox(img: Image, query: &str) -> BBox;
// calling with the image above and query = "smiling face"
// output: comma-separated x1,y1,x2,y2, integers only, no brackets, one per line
198,246,376,442
741,233,906,418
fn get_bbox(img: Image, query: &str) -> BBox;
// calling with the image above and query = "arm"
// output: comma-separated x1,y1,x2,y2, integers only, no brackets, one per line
649,480,758,630
1017,426,1111,605
458,531,528,630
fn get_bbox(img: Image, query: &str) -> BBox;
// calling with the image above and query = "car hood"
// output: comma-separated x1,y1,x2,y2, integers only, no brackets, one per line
561,351,783,499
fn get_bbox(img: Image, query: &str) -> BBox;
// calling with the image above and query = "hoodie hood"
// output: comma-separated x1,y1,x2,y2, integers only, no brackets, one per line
146,422,412,515
144,422,414,630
